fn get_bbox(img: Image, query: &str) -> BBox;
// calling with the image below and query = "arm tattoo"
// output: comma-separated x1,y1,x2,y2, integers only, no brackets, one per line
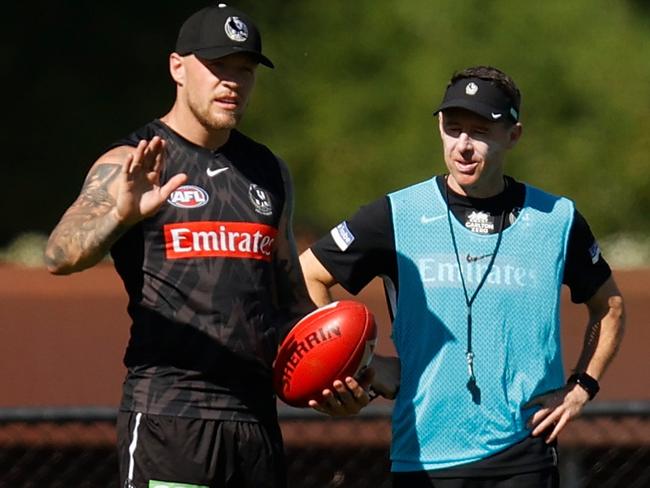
78,164,121,210
45,164,127,271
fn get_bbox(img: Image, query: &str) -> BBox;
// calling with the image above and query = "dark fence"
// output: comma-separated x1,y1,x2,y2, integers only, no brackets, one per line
1,402,649,487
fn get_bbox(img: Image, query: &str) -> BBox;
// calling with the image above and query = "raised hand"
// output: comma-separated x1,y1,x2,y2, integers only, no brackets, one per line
46,137,187,274
114,136,188,226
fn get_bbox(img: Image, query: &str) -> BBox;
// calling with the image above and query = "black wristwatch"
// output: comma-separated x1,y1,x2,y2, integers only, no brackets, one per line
567,372,600,400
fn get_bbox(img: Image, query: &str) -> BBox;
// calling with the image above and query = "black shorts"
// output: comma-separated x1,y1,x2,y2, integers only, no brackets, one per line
117,411,286,488
392,468,559,488
392,435,559,488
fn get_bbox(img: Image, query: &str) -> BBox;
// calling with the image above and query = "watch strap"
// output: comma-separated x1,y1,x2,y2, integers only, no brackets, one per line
567,372,600,400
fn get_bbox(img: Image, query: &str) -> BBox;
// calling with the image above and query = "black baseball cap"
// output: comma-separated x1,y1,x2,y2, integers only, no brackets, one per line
433,77,519,123
175,3,274,68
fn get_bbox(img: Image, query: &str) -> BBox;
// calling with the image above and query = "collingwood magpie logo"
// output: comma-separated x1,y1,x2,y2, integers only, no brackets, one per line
249,184,273,216
224,16,248,42
465,82,479,95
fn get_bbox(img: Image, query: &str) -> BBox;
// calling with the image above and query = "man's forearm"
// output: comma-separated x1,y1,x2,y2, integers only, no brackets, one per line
45,163,126,274
574,294,625,380
304,278,334,307
45,208,127,274
299,249,337,307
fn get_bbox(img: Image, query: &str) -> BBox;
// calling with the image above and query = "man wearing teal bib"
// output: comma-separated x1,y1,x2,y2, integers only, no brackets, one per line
302,66,625,487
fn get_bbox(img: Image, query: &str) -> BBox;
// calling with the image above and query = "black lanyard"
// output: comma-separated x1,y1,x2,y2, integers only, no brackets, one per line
444,178,507,403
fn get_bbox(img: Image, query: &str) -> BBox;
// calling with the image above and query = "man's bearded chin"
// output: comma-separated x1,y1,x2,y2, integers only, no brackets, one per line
189,99,243,131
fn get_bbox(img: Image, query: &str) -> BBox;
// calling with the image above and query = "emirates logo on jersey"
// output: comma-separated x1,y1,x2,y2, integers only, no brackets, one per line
164,221,277,261
167,185,209,208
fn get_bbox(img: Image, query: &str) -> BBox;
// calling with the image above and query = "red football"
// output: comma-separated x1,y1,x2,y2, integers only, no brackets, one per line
273,300,377,408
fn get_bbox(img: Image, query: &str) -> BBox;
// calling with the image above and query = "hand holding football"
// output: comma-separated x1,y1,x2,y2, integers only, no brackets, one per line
273,300,377,408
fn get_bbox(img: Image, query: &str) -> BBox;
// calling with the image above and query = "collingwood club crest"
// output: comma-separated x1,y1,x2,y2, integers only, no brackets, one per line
465,82,479,95
224,16,248,42
249,184,273,216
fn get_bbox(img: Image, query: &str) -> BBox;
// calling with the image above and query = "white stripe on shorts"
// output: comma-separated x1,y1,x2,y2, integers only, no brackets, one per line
127,412,143,483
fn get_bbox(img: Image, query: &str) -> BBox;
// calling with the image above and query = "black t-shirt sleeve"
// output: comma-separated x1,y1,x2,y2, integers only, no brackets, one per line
563,209,612,303
310,196,397,295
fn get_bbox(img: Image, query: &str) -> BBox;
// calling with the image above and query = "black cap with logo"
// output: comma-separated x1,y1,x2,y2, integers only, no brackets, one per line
175,3,274,68
433,77,519,123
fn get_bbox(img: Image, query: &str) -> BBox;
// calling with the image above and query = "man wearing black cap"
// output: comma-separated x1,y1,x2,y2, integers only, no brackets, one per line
45,4,317,487
300,66,625,487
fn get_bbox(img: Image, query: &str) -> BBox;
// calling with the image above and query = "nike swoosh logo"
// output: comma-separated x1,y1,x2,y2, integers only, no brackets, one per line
420,215,446,224
466,253,493,263
491,112,502,119
206,167,229,177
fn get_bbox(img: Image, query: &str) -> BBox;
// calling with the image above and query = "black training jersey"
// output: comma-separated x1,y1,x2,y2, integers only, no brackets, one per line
312,175,611,307
110,120,290,421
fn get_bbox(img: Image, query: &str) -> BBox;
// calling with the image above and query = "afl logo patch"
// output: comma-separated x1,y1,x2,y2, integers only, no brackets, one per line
167,185,210,209
225,16,248,42
249,184,273,216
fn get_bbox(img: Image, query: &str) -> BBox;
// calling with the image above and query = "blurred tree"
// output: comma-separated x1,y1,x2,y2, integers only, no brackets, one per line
243,0,650,238
4,0,649,247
